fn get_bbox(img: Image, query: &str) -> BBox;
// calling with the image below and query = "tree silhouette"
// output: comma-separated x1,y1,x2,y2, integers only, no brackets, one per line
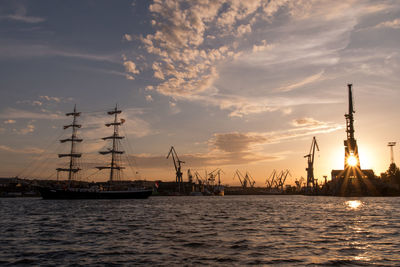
382,163,400,186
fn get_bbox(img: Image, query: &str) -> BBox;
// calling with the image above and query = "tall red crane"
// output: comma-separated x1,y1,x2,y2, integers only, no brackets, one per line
167,146,184,193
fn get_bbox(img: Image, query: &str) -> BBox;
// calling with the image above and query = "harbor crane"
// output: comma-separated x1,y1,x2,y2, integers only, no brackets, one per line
266,169,277,189
245,172,256,188
344,84,360,169
209,168,224,187
276,169,291,192
234,170,255,188
167,146,184,193
295,176,305,192
234,170,247,188
305,136,319,192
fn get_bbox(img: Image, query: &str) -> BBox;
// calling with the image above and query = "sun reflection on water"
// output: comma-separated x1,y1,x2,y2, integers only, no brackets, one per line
346,200,363,210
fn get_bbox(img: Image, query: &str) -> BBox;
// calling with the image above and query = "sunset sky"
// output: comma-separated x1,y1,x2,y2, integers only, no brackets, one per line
0,0,399,185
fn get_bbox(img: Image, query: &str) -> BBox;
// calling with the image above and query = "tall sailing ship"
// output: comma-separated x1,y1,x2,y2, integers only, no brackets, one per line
38,105,153,199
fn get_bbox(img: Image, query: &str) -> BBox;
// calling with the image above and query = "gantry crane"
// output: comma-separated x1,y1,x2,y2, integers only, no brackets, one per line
304,136,319,191
167,146,184,193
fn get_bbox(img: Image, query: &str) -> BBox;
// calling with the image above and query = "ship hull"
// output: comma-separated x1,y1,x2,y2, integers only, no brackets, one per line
38,187,153,199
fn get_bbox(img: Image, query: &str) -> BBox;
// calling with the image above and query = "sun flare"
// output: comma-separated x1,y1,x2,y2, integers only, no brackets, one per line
347,155,358,167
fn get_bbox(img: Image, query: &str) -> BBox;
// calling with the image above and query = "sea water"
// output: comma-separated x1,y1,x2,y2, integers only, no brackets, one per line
1,195,400,266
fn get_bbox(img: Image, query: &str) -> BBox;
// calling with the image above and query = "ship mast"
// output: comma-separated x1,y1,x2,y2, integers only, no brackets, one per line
57,105,82,185
96,105,125,182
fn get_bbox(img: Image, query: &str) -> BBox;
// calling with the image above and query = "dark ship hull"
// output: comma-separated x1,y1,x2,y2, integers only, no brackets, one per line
38,187,153,199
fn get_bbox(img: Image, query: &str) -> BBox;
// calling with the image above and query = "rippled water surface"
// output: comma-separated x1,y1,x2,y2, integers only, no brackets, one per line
1,196,400,266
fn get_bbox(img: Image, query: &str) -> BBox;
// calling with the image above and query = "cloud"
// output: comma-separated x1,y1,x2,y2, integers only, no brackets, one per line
123,60,140,74
79,107,152,141
40,95,61,103
32,101,42,106
125,117,341,171
169,101,180,114
0,42,119,63
140,0,279,100
212,120,342,153
0,145,44,154
14,121,35,135
128,150,279,170
0,5,45,24
375,18,400,29
3,119,16,124
0,108,62,120
145,95,153,102
115,0,398,123
278,71,324,92
236,24,252,37
252,40,272,52
291,117,325,127
203,94,340,117
212,132,269,153
123,34,133,41
132,0,383,117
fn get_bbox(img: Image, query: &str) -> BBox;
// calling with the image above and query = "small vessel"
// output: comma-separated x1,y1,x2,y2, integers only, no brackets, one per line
209,168,224,196
38,105,152,199
214,185,224,196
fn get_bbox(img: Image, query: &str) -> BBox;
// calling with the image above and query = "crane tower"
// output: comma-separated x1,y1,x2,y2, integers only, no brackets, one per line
344,84,360,169
305,136,319,191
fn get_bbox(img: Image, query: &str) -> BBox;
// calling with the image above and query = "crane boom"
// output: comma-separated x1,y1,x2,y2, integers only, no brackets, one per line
305,136,319,192
167,146,185,193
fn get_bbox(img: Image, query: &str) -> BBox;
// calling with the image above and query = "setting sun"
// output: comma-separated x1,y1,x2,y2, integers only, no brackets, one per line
347,155,358,167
